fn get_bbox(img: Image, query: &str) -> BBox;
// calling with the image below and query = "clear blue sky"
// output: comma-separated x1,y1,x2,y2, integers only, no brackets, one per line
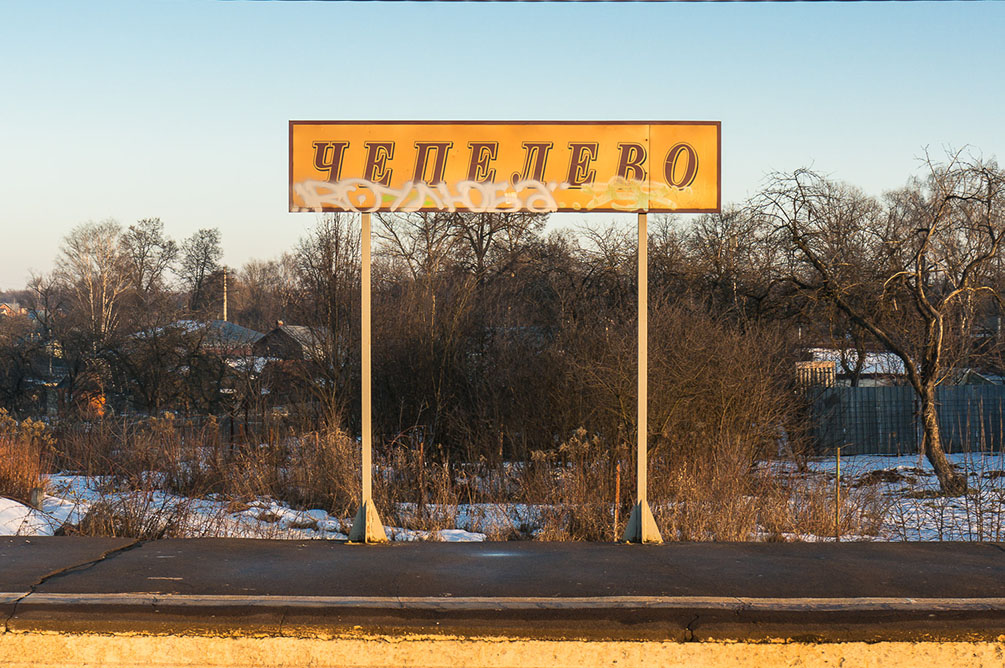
1,0,1003,289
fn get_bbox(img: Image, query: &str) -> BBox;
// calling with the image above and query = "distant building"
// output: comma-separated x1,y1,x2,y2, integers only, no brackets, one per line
796,360,836,388
0,302,26,318
806,347,906,387
131,320,264,358
197,320,265,357
254,322,328,360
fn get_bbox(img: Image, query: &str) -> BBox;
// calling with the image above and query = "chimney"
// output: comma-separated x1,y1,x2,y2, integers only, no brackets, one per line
222,267,228,322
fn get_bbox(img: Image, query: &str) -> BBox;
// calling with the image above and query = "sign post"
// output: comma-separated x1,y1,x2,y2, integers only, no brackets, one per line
290,121,720,543
622,212,662,543
347,211,388,543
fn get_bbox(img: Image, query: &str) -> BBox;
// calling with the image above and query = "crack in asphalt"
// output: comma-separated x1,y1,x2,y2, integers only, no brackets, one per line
684,614,700,642
2,539,143,634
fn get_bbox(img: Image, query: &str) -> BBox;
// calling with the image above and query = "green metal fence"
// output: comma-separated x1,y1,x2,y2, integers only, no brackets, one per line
808,385,1005,455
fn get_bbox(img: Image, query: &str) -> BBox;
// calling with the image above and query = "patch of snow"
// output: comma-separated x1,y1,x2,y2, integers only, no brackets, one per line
0,498,59,536
435,529,486,542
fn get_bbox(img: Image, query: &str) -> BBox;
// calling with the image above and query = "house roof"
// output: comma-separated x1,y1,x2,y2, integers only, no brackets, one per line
254,325,331,359
132,320,264,349
808,347,906,376
202,320,265,348
276,325,325,350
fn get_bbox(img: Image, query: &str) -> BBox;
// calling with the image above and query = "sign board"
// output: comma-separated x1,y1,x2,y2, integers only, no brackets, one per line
289,121,720,214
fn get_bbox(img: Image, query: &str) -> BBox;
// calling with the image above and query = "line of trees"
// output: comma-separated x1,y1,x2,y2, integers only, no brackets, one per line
1,150,1003,493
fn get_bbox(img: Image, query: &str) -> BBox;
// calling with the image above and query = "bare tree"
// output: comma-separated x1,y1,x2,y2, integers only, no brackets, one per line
110,323,200,413
373,212,473,448
683,208,790,319
760,152,1005,494
289,214,360,425
235,257,295,331
25,272,64,344
55,220,130,345
179,228,223,312
372,212,552,457
121,218,178,295
450,212,547,283
376,212,458,281
0,311,38,412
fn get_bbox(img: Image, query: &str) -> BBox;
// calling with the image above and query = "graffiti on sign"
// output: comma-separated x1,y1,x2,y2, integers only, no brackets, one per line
289,122,720,214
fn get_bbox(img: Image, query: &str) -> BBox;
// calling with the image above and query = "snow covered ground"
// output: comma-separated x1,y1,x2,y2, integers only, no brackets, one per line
1,452,1002,542
806,451,1005,541
0,475,486,542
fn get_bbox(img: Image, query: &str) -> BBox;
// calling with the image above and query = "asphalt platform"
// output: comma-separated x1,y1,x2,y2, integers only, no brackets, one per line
2,537,1005,641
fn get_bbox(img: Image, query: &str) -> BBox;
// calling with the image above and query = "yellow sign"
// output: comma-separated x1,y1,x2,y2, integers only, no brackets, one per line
289,121,720,214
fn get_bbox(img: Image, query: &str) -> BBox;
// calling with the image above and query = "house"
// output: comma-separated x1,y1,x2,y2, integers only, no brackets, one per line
254,322,328,360
806,347,906,387
0,303,26,318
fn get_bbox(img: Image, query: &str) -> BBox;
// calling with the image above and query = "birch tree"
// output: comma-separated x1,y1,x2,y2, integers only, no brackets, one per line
56,220,130,345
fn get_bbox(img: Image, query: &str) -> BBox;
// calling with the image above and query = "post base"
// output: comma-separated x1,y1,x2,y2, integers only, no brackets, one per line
348,498,389,543
621,501,663,543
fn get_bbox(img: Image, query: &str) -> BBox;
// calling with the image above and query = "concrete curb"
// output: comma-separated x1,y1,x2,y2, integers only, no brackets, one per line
10,592,1005,612
8,592,1005,642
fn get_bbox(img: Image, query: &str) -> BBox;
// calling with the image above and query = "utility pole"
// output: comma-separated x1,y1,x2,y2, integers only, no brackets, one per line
222,267,228,322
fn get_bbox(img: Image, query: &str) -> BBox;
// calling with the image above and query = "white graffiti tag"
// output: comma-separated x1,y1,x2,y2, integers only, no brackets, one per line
579,177,692,211
293,179,562,214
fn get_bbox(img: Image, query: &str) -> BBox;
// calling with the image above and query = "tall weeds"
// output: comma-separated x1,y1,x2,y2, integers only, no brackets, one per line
0,409,51,506
41,414,896,541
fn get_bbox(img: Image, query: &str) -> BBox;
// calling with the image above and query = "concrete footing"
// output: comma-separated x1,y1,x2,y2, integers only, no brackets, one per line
347,499,388,543
622,501,663,543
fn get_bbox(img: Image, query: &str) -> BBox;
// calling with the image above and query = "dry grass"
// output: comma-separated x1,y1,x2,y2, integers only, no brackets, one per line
71,493,194,540
41,415,892,542
650,448,760,542
0,437,48,506
282,428,361,518
516,429,887,542
0,409,51,506
523,429,625,541
756,466,888,540
53,417,363,519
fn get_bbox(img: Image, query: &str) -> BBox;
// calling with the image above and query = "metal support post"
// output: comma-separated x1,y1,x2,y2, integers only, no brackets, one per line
349,212,388,543
622,212,663,544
